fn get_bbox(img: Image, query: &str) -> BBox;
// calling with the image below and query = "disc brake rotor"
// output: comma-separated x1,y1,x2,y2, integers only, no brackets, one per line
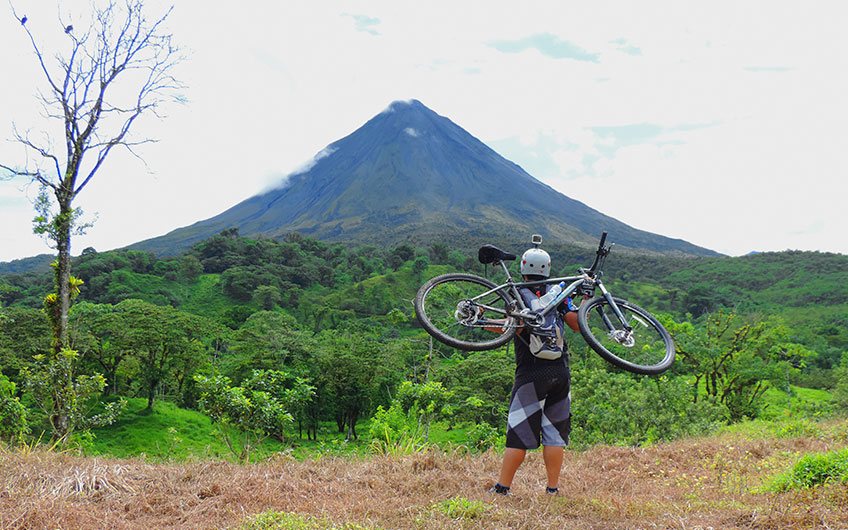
609,329,635,347
454,300,479,325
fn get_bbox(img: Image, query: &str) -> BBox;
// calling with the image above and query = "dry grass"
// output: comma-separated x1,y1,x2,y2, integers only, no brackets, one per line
1,427,847,530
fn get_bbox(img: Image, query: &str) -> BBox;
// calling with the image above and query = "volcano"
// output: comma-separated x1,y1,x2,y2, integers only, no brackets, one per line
132,100,717,256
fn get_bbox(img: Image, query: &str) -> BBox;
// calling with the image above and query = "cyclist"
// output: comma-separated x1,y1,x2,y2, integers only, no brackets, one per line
490,244,572,496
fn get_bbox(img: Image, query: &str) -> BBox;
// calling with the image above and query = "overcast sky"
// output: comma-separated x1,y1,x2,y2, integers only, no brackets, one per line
1,1,846,262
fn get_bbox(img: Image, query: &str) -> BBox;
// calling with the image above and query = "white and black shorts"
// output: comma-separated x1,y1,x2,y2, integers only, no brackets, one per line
505,367,571,450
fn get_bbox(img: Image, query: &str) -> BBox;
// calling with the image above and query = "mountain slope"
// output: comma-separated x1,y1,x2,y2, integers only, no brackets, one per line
132,100,718,256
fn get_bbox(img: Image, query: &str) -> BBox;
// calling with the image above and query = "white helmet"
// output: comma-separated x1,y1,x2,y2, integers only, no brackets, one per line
520,248,551,277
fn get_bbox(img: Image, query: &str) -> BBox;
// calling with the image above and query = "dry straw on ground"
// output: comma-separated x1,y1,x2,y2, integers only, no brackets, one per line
1,428,846,529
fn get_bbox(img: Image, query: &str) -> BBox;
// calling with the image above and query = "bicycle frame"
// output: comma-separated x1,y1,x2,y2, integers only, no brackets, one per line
472,234,633,333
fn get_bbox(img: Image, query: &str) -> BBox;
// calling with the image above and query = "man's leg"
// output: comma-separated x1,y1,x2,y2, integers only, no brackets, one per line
497,447,526,487
542,445,564,489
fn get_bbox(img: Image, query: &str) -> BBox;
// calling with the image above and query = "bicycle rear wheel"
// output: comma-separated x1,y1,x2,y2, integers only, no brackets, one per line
577,296,675,375
414,273,516,351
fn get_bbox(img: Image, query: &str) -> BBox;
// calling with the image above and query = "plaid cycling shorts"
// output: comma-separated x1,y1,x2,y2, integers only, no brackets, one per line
505,368,571,450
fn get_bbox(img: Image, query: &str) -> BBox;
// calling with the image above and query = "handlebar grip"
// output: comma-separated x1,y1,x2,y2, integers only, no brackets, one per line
598,231,608,250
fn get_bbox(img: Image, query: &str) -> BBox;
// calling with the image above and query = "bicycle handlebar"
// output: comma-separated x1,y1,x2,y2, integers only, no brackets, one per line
588,231,609,274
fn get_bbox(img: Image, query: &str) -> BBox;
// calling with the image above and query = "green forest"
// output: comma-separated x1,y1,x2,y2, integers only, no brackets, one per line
1,230,847,462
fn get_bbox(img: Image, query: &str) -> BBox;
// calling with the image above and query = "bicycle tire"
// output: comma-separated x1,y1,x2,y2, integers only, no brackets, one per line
414,273,516,351
577,296,675,375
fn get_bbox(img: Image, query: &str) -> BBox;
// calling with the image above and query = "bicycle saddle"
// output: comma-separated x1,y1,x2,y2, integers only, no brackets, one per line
478,244,517,264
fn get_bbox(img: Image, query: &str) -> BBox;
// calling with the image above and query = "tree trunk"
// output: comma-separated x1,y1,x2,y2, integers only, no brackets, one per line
55,200,73,352
346,411,359,441
146,384,156,411
106,367,118,396
50,201,73,442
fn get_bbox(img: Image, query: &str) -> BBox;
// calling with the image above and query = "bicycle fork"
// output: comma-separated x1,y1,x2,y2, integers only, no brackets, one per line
595,281,632,335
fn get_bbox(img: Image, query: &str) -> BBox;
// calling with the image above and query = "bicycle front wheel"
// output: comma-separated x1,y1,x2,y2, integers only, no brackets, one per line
414,273,516,351
577,296,675,375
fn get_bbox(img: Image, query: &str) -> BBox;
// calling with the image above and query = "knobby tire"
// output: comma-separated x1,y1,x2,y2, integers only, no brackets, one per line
414,273,516,351
577,296,675,375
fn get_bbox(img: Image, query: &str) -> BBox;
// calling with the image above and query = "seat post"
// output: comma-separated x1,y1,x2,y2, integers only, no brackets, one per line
499,260,513,281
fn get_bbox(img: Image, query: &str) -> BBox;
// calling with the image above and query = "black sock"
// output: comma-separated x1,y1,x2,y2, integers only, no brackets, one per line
546,486,558,494
493,483,510,494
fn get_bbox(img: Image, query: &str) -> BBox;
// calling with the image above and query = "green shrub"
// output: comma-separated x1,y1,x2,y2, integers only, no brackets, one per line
367,404,427,455
464,422,502,453
767,447,848,491
433,497,488,519
0,373,28,443
239,510,377,530
834,353,848,413
773,419,824,439
570,366,726,448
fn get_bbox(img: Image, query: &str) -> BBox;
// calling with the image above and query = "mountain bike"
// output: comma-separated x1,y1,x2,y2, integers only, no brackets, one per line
413,232,675,375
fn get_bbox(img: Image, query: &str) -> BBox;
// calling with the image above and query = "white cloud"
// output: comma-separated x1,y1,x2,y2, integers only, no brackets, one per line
1,0,847,261
291,147,337,177
404,128,420,137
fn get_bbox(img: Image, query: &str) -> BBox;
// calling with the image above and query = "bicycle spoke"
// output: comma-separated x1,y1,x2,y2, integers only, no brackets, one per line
420,277,512,346
582,301,670,369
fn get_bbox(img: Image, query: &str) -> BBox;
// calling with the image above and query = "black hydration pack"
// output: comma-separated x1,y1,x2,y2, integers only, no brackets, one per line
518,286,565,360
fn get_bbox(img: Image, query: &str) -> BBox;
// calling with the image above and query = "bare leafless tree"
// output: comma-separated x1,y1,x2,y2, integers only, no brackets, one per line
1,1,184,350
1,1,184,441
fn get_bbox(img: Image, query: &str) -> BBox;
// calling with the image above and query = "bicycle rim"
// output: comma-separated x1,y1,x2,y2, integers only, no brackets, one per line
415,273,515,351
578,297,675,375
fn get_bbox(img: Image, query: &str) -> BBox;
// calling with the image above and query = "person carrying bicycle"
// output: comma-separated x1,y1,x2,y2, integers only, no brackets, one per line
490,243,574,496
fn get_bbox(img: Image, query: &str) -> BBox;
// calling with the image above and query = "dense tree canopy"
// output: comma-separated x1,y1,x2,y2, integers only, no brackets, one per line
0,230,845,453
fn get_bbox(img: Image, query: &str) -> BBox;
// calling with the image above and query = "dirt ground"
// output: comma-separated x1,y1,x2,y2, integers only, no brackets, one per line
1,430,846,529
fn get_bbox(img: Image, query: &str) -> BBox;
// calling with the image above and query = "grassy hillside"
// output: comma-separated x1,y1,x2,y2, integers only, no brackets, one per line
78,382,833,463
2,419,846,529
88,398,237,460
87,398,369,462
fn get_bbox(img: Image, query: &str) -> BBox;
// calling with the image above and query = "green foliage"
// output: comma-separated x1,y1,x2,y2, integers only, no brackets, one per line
368,402,416,449
178,254,203,281
239,511,378,530
570,365,726,448
31,188,92,243
464,422,502,453
772,418,824,439
759,385,835,421
834,353,848,413
668,311,816,421
42,263,84,346
313,331,403,441
435,348,513,428
0,307,51,380
2,230,845,457
0,281,22,307
21,348,125,444
245,369,316,441
433,497,489,519
194,370,304,462
89,299,220,410
394,380,454,441
767,447,848,491
223,311,312,382
412,255,430,282
0,372,28,443
366,380,453,451
368,427,428,456
88,397,235,460
663,251,848,364
253,285,282,310
177,273,254,324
